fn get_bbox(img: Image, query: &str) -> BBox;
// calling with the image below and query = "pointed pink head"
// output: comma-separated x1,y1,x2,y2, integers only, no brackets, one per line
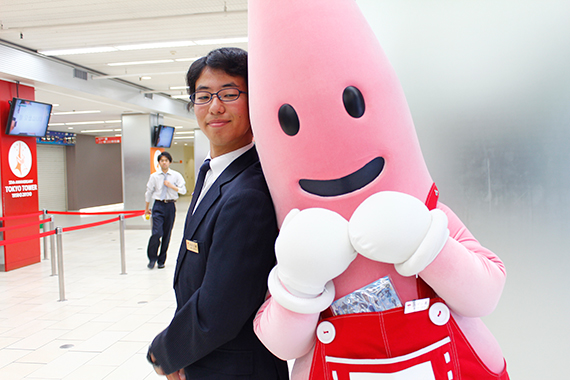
248,0,433,224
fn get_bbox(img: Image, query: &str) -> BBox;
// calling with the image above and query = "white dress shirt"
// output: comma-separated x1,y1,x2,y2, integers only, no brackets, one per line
145,168,187,203
192,142,255,213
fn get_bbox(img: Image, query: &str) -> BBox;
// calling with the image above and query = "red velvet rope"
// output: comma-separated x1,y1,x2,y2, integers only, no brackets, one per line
61,210,145,232
0,210,145,247
0,218,52,232
123,212,145,219
62,216,121,232
0,229,55,247
0,211,43,221
47,210,143,216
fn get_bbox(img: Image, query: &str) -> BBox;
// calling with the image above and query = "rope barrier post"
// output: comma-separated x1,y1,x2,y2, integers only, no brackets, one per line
49,219,57,276
120,214,127,275
42,209,48,260
56,227,66,302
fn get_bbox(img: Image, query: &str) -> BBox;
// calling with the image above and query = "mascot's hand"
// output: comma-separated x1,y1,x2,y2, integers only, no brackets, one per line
348,191,449,276
268,208,357,314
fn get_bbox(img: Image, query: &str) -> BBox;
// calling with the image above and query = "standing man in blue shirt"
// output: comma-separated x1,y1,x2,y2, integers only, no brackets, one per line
145,151,187,269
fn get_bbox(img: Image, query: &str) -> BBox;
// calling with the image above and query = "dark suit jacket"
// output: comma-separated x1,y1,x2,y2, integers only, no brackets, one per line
151,146,288,379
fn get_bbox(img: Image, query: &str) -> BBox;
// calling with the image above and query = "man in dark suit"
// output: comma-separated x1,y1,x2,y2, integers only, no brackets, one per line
147,47,289,380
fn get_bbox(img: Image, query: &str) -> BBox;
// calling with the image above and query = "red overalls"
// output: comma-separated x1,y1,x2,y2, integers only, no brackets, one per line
309,185,510,380
309,297,509,380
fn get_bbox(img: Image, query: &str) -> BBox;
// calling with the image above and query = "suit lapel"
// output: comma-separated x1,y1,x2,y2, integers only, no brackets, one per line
174,147,260,283
185,146,258,238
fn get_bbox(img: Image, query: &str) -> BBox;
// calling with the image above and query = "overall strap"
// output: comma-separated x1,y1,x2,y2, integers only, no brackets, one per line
417,183,439,299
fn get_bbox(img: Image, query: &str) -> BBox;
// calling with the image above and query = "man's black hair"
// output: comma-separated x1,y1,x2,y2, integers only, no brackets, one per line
186,47,248,109
157,151,172,163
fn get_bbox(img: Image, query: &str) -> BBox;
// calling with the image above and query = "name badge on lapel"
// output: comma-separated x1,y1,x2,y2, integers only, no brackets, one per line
186,239,199,253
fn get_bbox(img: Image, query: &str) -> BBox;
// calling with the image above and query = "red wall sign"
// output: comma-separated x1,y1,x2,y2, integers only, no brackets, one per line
0,80,41,271
96,136,121,144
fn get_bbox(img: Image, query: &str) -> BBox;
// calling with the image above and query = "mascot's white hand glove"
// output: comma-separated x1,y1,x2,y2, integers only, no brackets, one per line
268,208,357,314
348,191,449,277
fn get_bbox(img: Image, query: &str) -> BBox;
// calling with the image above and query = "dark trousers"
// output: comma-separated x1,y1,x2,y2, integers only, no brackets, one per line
147,200,176,265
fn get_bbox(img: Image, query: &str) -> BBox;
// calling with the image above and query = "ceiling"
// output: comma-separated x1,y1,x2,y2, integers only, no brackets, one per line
0,0,249,143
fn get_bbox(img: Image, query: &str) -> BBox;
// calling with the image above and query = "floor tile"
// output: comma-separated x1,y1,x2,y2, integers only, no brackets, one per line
120,323,165,343
86,341,147,367
62,364,116,380
47,313,99,330
100,353,155,380
71,331,129,353
26,351,98,379
7,329,67,351
0,337,22,350
58,322,113,341
15,339,76,365
91,307,140,323
2,319,59,339
0,348,30,368
36,305,89,321
105,313,154,332
0,362,44,379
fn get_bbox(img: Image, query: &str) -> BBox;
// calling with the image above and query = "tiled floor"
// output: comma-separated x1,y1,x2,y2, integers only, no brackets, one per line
0,198,193,379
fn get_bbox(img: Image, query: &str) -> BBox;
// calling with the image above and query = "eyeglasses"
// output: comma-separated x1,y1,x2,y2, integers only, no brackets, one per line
190,88,248,105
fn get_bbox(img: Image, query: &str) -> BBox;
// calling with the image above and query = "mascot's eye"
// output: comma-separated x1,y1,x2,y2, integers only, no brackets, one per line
343,86,365,118
278,104,300,136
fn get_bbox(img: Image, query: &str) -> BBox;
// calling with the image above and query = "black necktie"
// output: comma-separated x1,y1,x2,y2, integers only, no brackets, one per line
189,159,211,213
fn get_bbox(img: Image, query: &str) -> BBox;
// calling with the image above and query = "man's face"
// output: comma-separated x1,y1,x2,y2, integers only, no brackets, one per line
193,67,253,158
158,156,170,171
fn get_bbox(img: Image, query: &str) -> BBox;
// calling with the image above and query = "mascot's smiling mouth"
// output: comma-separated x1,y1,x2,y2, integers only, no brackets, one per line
299,157,384,197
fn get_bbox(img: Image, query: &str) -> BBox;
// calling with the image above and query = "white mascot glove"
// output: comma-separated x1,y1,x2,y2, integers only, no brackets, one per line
268,208,357,314
348,191,449,277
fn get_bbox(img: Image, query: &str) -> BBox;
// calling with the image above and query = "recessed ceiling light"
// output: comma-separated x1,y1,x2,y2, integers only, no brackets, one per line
65,121,105,126
116,41,196,51
38,38,247,57
80,129,116,133
194,37,248,45
39,46,118,56
108,59,174,66
52,110,101,116
140,76,152,80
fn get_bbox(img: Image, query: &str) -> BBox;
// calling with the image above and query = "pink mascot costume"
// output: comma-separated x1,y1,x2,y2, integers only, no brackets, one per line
248,1,510,379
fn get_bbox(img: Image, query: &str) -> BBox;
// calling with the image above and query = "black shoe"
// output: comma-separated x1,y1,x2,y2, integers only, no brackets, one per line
147,261,156,269
157,263,165,269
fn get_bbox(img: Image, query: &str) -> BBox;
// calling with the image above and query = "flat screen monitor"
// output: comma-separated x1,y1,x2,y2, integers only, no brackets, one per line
154,125,175,148
5,98,53,137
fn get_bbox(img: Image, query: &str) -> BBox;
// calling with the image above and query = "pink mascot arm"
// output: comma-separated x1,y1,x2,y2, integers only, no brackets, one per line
421,203,507,318
254,297,319,360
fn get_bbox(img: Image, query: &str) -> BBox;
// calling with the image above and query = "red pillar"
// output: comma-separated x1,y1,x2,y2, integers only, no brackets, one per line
0,80,41,271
